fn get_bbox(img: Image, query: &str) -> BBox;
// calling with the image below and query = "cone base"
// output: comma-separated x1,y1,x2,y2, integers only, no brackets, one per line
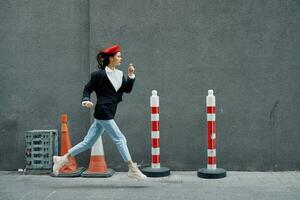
81,168,115,178
197,168,226,179
50,167,85,177
141,167,170,177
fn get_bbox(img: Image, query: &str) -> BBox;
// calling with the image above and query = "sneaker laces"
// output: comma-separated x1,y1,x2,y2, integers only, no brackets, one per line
130,163,142,172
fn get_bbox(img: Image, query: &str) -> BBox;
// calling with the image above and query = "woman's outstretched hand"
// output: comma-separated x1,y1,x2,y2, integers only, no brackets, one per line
82,101,94,108
128,63,135,77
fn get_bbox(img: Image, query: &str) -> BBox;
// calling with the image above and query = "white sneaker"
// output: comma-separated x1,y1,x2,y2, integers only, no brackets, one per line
128,163,147,180
52,155,69,176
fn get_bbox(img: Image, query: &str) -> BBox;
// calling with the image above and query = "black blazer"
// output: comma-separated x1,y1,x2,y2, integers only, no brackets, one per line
82,69,135,120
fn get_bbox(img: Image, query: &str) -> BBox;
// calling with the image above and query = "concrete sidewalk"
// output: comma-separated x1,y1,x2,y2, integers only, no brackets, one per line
0,171,299,200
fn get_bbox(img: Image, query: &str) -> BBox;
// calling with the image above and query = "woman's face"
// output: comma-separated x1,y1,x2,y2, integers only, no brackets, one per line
109,52,122,67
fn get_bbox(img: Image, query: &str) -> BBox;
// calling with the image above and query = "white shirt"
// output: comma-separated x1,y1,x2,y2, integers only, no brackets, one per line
105,66,135,92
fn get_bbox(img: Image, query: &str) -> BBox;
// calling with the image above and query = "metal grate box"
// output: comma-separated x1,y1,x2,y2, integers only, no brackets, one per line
25,130,58,172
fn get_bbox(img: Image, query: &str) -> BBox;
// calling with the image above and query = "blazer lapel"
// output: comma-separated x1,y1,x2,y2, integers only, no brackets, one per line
117,76,126,93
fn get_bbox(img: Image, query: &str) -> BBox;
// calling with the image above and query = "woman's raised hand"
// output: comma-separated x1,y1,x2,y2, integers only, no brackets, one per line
128,63,135,76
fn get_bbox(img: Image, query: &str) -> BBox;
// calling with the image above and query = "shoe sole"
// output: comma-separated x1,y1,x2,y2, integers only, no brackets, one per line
128,174,147,180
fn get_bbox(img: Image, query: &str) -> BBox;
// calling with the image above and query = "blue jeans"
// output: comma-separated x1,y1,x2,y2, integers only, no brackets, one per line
68,119,132,162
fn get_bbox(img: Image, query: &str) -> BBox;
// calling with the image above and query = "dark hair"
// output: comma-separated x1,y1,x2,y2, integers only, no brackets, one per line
96,52,116,69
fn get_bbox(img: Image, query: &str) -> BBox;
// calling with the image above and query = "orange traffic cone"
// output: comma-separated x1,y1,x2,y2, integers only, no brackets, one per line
51,114,85,177
81,136,114,177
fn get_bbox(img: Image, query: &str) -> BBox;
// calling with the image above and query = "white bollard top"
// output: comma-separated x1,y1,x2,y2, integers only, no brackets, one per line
207,89,215,106
152,90,158,96
151,90,159,106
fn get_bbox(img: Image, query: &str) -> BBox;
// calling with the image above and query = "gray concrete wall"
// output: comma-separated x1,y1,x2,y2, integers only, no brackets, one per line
90,0,300,171
0,0,299,171
0,0,90,170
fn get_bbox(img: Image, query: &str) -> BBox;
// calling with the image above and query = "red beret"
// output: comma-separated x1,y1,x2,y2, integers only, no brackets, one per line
102,45,121,54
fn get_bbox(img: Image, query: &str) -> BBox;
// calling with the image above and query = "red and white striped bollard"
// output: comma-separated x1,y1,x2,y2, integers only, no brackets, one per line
150,90,160,168
198,89,226,179
142,90,170,177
